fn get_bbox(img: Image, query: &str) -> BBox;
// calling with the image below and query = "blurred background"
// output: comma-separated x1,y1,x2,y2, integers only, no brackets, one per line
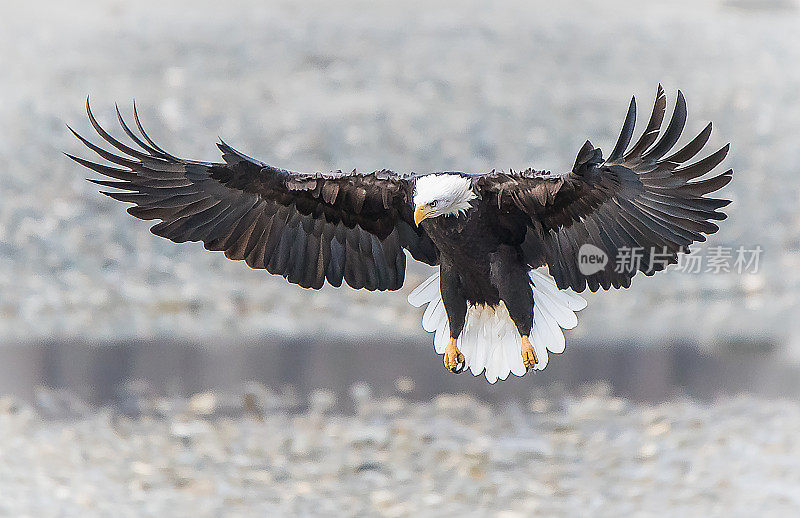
1,0,800,515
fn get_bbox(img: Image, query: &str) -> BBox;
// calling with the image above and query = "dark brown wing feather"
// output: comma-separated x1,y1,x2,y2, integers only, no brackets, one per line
476,86,732,292
68,100,437,291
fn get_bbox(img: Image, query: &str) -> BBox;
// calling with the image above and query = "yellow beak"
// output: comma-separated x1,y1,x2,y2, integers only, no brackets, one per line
414,205,432,226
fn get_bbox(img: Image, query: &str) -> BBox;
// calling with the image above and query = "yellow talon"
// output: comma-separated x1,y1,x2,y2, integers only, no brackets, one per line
521,335,538,370
444,338,465,373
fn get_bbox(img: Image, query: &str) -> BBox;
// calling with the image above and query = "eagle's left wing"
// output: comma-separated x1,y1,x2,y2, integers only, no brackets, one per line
476,86,732,292
67,100,438,291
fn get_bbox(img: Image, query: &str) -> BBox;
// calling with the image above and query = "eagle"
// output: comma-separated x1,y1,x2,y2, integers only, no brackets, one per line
68,86,732,383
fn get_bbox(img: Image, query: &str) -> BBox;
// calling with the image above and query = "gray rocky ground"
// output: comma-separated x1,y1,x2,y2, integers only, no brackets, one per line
2,385,800,517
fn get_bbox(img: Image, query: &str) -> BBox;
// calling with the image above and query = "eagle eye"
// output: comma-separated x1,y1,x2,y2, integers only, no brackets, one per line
430,200,438,208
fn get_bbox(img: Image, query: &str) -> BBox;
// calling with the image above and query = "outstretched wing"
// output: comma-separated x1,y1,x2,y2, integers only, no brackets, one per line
476,86,732,292
68,100,437,291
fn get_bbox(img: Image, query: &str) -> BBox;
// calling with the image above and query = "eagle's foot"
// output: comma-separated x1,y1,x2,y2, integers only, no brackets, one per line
521,335,538,371
444,338,465,374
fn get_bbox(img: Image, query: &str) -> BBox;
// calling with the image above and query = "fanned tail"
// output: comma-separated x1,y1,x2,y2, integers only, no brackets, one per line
408,268,587,383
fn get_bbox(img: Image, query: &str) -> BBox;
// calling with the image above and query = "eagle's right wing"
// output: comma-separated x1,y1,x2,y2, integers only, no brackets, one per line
477,86,732,292
68,101,438,291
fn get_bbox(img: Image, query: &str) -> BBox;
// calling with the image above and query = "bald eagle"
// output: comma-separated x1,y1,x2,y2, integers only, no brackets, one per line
68,86,732,383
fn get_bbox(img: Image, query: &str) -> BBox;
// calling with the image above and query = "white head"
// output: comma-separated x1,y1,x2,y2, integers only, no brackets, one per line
413,173,477,226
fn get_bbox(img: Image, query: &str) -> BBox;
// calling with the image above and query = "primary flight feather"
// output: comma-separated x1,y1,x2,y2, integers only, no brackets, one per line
68,86,732,383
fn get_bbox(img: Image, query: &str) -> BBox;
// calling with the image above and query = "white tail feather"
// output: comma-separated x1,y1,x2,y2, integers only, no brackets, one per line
408,268,587,383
